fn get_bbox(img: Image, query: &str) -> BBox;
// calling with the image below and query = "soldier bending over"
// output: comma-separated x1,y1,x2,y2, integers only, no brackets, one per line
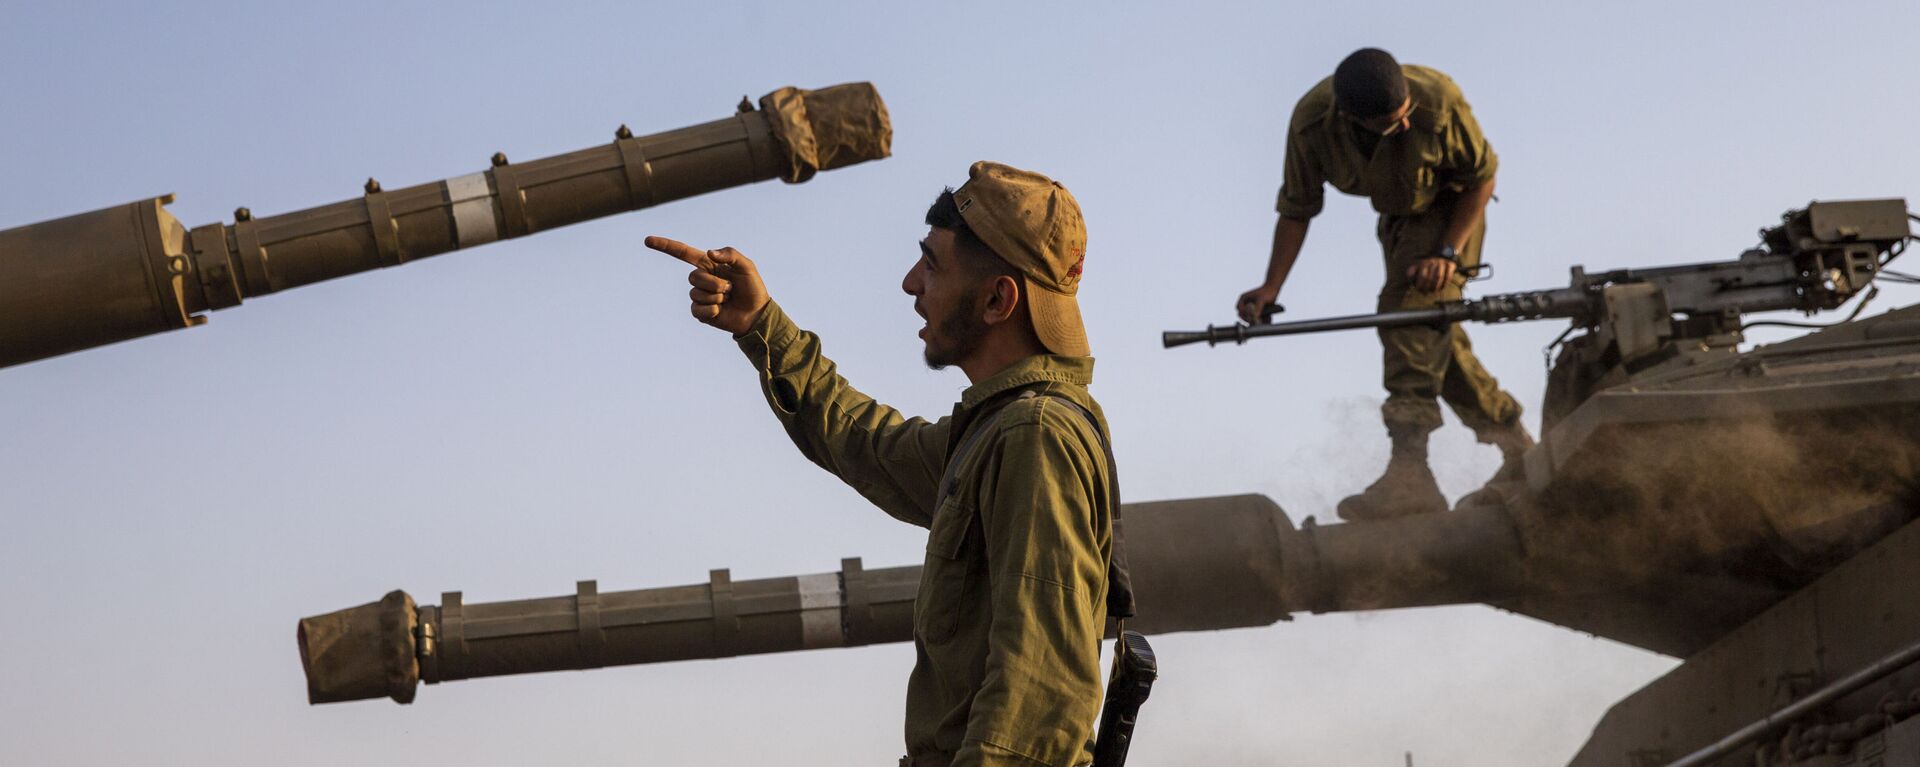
1235,48,1533,520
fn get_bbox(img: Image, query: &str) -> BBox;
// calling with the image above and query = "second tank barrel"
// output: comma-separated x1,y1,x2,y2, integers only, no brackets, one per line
0,82,890,369
298,494,1534,704
424,560,921,685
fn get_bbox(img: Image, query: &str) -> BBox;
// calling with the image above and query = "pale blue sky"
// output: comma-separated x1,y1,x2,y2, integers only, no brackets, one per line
3,2,1917,765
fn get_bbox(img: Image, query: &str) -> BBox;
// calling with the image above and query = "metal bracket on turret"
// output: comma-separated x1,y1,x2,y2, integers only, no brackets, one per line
614,126,658,211
361,180,406,267
736,108,774,181
709,569,740,658
489,153,531,239
230,206,275,296
576,580,606,669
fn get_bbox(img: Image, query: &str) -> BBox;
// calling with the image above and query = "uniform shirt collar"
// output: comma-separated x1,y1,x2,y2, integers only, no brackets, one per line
959,354,1096,411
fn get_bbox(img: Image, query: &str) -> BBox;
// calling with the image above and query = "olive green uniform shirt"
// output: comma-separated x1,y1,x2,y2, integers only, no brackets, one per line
1276,64,1499,221
735,300,1115,767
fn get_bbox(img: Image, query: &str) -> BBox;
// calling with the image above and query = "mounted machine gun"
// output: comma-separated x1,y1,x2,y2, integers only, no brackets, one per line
1164,199,1916,425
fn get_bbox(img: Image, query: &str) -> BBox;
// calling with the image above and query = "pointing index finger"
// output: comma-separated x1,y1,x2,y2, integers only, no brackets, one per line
644,235,716,270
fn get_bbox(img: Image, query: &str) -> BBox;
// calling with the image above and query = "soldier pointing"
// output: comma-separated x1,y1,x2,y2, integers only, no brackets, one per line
648,161,1131,767
1236,48,1533,519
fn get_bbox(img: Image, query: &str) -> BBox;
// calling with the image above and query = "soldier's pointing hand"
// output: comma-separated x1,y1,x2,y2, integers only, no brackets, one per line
645,236,770,335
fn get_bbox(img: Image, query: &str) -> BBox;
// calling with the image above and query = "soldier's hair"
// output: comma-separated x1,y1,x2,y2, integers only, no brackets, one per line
925,189,1019,282
1333,48,1409,118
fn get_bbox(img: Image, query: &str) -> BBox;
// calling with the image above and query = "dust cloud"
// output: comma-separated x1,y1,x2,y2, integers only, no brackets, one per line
1536,408,1920,588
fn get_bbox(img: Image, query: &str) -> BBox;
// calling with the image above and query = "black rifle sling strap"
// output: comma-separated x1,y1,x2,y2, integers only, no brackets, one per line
937,390,1136,620
935,404,1009,508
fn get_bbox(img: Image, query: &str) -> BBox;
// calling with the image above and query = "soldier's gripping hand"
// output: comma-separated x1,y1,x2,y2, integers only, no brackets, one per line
645,236,770,335
1236,284,1281,324
1407,257,1458,293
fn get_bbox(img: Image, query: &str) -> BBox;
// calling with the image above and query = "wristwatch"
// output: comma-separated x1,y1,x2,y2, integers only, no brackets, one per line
1436,245,1460,265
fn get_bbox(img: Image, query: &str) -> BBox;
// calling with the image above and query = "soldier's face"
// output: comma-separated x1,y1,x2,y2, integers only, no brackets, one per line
904,228,991,371
1349,96,1414,136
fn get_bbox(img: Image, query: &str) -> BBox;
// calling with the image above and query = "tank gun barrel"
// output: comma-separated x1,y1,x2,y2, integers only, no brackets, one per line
298,495,1531,705
297,453,1920,707
0,82,891,369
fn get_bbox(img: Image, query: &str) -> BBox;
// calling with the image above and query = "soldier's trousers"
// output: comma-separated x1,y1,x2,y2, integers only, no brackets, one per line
1373,196,1523,439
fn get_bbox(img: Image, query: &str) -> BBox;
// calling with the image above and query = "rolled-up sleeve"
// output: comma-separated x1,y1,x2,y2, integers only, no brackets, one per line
1443,101,1498,189
1275,134,1326,220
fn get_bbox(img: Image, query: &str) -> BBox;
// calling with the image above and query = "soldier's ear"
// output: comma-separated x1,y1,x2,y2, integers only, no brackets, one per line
981,274,1022,325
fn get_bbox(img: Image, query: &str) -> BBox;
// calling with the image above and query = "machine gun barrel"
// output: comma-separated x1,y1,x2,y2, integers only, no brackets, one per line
1162,287,1589,349
0,82,891,369
1162,306,1453,348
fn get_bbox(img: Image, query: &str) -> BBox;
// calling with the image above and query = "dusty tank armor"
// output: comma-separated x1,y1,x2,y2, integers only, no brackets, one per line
304,204,1920,766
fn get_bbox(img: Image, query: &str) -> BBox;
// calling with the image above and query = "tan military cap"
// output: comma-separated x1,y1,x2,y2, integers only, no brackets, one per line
952,161,1091,357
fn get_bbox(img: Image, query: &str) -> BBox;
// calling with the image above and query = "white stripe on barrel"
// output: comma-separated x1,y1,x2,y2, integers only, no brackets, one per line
795,573,844,649
445,173,500,248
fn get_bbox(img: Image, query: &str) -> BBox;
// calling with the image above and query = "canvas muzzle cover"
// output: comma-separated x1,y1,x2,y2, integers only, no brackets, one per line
297,590,419,704
760,82,893,184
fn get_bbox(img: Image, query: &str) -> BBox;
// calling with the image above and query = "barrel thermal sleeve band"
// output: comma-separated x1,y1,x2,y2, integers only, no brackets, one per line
490,162,530,239
362,189,405,266
841,557,871,646
615,136,657,210
440,591,466,681
796,573,844,649
576,580,606,669
709,569,739,658
444,173,500,249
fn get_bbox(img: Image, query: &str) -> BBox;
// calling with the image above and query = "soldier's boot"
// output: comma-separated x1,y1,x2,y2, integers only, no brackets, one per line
1337,429,1448,521
1457,422,1536,510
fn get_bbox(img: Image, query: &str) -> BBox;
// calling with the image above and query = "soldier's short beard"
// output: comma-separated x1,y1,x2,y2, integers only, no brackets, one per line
924,294,989,371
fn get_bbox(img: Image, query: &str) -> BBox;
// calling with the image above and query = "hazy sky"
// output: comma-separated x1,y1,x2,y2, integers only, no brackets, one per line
4,2,1918,765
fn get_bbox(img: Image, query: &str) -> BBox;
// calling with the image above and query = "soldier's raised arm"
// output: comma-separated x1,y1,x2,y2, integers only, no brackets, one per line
644,236,947,527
